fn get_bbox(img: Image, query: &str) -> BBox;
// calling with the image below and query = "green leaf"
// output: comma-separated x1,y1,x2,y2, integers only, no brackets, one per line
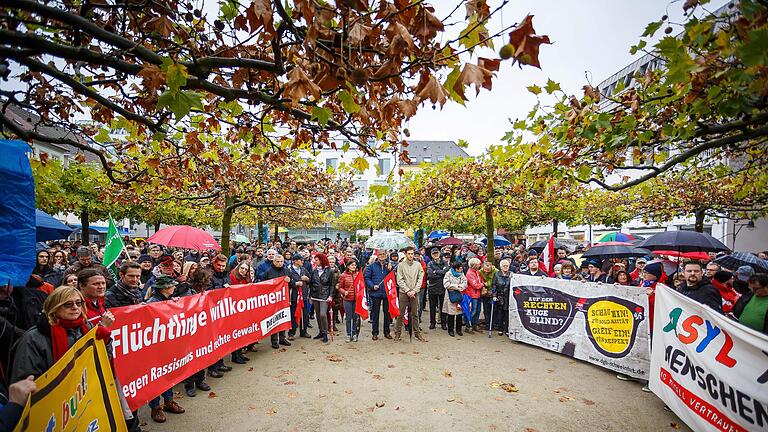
166,63,188,91
577,165,592,181
311,106,331,126
94,128,111,143
629,40,647,55
351,157,369,173
642,20,663,38
736,29,768,67
157,89,203,120
443,67,466,105
544,79,561,94
369,184,390,199
526,85,542,95
456,139,469,149
338,91,360,114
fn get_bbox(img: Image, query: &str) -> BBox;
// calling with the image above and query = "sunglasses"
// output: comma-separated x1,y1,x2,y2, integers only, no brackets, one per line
61,300,84,309
512,286,645,358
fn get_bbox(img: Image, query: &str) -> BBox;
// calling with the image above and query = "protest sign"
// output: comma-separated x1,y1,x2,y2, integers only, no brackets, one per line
110,278,291,410
14,327,126,432
650,285,768,432
508,274,650,379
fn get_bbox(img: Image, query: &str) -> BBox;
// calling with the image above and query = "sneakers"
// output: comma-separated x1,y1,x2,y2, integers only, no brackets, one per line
346,336,352,343
163,399,185,414
184,385,196,397
208,369,223,378
218,365,233,372
428,324,436,330
322,333,329,343
300,332,312,338
196,381,211,391
372,335,379,341
353,335,358,342
313,333,323,340
271,341,280,349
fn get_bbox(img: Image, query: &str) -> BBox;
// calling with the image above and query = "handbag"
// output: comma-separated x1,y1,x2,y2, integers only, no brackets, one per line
448,289,463,303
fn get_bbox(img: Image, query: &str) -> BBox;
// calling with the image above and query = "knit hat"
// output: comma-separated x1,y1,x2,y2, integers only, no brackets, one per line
735,265,755,282
154,275,178,290
644,262,663,279
527,249,538,256
76,246,91,257
712,270,733,284
159,254,174,266
137,254,152,264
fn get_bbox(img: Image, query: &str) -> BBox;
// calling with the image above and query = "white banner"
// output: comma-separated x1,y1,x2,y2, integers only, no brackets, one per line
650,285,768,432
508,274,651,379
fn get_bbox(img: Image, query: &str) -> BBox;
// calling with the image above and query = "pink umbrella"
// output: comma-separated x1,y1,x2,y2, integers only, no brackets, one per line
438,237,464,246
147,225,221,251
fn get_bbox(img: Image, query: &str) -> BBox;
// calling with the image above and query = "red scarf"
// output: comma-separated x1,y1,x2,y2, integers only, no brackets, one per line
51,316,110,362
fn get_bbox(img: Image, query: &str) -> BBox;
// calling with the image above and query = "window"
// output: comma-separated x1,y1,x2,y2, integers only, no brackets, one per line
378,158,391,175
326,158,338,170
423,157,432,163
353,180,368,196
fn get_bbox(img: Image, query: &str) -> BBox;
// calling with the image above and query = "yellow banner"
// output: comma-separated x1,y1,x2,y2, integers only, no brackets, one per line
14,327,127,432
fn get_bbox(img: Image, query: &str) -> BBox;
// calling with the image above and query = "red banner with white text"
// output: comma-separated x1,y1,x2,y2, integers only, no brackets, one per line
109,278,290,410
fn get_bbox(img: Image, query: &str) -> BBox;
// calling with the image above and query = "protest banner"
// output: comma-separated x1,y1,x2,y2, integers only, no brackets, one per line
14,327,126,432
110,278,291,410
508,274,650,379
650,285,768,432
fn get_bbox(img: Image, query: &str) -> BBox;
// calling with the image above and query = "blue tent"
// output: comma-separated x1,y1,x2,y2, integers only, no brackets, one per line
0,140,36,286
36,209,74,241
476,235,512,247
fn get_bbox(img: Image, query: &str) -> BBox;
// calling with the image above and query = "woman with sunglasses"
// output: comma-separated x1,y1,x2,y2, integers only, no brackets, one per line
10,285,113,383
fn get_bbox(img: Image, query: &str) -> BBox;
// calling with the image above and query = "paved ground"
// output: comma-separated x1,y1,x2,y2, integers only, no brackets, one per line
139,321,689,432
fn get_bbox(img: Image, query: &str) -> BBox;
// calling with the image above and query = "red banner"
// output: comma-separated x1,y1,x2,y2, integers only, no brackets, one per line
109,278,290,410
384,270,400,318
354,271,369,320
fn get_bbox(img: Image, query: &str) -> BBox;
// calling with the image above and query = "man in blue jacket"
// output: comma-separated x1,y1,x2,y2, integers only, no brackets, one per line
364,249,394,340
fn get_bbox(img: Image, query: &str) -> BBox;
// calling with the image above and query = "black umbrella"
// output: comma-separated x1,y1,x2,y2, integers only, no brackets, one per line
714,252,768,272
529,239,567,253
635,231,729,253
582,245,651,259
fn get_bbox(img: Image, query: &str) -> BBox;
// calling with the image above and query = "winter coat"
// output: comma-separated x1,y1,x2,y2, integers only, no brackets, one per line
211,270,229,289
105,280,143,309
733,292,768,335
9,286,47,331
396,260,424,294
442,271,467,316
338,271,357,302
426,259,449,295
309,267,336,301
263,264,290,283
364,260,393,299
478,266,498,296
465,268,484,299
679,280,723,313
255,259,273,282
230,269,251,285
84,297,107,326
288,264,309,304
711,280,740,315
10,315,89,383
492,271,512,309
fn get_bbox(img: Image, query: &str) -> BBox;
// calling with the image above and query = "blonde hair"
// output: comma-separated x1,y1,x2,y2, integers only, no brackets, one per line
182,261,198,278
44,286,85,325
468,257,481,268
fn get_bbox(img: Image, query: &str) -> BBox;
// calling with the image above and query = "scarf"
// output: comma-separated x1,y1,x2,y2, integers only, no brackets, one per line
450,268,462,278
51,316,110,362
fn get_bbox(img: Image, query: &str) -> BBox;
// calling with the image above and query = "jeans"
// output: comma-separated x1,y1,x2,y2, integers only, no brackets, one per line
184,370,205,387
312,299,329,334
149,389,173,408
469,298,481,327
343,300,357,338
394,292,422,337
369,296,391,336
428,292,446,327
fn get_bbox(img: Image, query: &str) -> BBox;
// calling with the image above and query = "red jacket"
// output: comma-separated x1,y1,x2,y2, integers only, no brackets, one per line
466,268,483,299
230,269,251,285
84,297,107,326
338,271,357,301
711,280,740,314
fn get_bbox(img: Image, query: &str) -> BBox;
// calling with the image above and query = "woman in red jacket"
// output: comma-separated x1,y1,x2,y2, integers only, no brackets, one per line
230,261,252,285
465,257,484,333
337,260,360,342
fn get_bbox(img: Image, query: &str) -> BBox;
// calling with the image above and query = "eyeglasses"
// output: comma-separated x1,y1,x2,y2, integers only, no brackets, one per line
512,286,645,358
61,300,84,309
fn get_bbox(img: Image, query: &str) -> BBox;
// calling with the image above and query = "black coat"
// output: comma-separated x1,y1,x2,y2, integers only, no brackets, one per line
104,280,143,309
211,270,229,289
288,264,310,304
492,271,512,309
263,264,290,283
426,259,449,295
309,267,336,300
679,280,723,313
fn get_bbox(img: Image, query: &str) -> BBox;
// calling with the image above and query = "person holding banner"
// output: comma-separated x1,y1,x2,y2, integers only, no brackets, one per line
442,261,467,337
338,259,360,342
309,253,335,343
288,253,311,339
262,255,293,349
364,249,394,341
10,286,113,383
733,273,768,334
78,268,109,327
146,276,186,423
491,259,512,336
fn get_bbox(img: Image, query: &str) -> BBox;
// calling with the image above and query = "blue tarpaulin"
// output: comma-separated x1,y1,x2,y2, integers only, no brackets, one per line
0,140,36,286
36,209,74,241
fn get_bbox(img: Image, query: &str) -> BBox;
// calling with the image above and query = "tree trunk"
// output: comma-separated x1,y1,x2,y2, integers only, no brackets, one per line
694,209,705,233
81,210,90,245
485,204,495,266
552,219,559,237
257,219,264,244
369,227,373,236
153,221,160,233
417,228,424,248
274,224,279,242
221,196,234,257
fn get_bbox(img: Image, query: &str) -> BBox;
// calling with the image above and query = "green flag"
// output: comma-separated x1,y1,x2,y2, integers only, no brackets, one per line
103,216,125,282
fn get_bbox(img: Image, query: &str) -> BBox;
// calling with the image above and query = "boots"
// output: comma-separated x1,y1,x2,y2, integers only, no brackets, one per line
456,316,463,336
447,316,455,337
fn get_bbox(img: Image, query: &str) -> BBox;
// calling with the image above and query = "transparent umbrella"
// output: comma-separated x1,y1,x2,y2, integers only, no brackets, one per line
364,232,416,251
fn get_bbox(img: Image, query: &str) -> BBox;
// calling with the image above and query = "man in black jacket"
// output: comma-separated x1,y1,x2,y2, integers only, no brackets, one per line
287,254,311,339
105,262,143,309
679,262,723,313
426,249,450,330
261,255,292,349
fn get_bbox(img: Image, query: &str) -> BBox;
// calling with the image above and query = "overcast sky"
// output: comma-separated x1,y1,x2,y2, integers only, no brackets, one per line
407,0,728,156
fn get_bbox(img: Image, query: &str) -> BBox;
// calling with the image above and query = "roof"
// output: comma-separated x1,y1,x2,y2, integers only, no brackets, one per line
402,140,468,165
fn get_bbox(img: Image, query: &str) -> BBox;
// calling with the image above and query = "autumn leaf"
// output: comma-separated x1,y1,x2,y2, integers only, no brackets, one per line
326,354,343,362
266,407,277,415
146,15,176,37
453,63,493,99
416,75,448,107
284,67,321,105
208,391,217,398
507,15,552,68
245,0,274,33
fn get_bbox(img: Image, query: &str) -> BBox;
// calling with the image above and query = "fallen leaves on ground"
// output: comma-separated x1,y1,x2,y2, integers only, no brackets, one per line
387,364,395,368
326,355,343,362
554,387,569,394
266,407,278,415
490,381,518,392
547,369,555,373
446,397,456,402
558,396,575,402
582,399,595,405
372,374,383,380
524,428,541,432
283,381,296,385
287,392,298,399
442,370,453,378
670,423,681,429
208,392,217,398
517,368,527,372
365,368,373,374
248,367,254,371
375,401,385,408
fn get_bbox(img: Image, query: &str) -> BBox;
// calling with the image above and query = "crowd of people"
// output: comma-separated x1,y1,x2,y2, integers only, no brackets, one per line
1,235,767,431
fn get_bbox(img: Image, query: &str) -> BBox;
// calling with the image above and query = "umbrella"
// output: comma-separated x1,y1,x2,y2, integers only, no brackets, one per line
437,236,464,246
591,241,634,247
648,258,678,275
35,209,74,241
427,230,450,240
321,237,333,242
232,234,250,243
476,235,512,247
147,225,221,251
291,234,315,244
364,232,415,251
596,232,640,242
635,231,729,253
529,239,568,253
714,252,768,272
582,245,650,259
652,250,710,261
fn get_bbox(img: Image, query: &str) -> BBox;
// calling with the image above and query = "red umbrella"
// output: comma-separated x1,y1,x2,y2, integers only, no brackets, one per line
438,236,464,246
652,250,710,261
147,225,221,251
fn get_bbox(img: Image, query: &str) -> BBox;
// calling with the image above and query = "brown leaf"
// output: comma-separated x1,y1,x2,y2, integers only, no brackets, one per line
507,15,552,68
348,22,372,44
465,0,490,20
682,0,699,11
670,423,681,429
375,401,385,408
582,399,595,406
416,75,447,107
523,428,541,432
387,364,395,368
517,368,527,372
38,152,49,165
442,370,452,378
208,391,217,398
74,153,86,163
266,407,278,415
446,397,455,402
367,407,375,412
326,355,343,362
372,374,383,380
284,381,296,385
248,367,254,371
284,67,321,105
453,63,492,100
558,396,575,402
146,15,176,38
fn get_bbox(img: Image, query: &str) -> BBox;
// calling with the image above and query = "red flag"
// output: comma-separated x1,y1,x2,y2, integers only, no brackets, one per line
295,283,304,324
383,270,400,318
541,233,556,276
354,271,369,320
